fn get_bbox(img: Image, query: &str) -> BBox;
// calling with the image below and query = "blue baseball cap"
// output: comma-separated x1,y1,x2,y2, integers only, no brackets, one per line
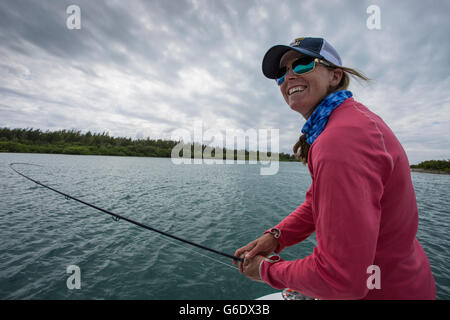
262,37,343,79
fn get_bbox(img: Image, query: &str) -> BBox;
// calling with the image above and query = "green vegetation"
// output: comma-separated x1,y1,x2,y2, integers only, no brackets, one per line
0,127,298,161
410,160,450,174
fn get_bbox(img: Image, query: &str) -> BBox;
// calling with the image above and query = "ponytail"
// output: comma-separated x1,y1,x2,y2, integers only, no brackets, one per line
293,133,310,164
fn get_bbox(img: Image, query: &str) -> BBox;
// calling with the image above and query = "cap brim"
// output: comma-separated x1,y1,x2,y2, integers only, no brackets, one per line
262,45,323,79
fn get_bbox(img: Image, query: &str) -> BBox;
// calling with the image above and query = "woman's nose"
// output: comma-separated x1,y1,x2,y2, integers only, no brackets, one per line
285,67,298,80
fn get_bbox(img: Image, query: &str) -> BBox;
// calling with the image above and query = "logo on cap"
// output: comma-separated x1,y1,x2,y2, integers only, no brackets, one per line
291,37,305,47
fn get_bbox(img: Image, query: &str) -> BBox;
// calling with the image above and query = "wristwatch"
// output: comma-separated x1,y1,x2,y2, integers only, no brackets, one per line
266,228,280,239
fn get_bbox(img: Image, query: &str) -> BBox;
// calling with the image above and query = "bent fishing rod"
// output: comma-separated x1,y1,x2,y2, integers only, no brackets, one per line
9,163,244,263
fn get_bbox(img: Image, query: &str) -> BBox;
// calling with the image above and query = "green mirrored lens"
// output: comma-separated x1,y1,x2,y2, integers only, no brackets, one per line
293,61,315,75
276,58,316,86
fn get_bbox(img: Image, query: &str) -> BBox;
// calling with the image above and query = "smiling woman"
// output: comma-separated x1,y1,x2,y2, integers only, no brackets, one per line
234,37,436,300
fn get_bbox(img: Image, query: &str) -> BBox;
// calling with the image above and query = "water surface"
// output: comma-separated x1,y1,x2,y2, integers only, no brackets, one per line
0,153,448,299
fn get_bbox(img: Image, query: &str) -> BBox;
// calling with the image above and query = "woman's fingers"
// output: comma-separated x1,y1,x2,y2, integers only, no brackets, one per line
242,255,265,282
239,251,248,274
245,243,262,259
233,242,256,266
246,233,278,259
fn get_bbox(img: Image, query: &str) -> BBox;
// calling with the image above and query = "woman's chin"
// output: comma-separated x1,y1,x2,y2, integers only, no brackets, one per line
289,103,311,118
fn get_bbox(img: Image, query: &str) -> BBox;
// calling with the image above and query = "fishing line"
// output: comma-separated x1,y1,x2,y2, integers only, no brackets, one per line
156,233,239,271
9,162,244,263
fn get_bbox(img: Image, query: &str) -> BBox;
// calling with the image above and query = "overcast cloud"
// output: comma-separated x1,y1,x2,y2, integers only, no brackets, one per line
0,0,449,164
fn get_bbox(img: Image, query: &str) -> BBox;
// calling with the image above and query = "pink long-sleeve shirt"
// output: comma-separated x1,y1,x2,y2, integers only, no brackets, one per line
260,97,436,300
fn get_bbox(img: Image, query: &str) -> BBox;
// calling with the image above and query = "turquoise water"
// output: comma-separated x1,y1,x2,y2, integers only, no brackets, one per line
0,153,449,299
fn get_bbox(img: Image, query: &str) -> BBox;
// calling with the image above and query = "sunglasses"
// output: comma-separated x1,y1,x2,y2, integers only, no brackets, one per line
276,57,331,86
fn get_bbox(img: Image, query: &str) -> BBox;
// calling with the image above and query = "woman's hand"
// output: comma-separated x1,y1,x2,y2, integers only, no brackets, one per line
243,255,266,282
233,233,278,273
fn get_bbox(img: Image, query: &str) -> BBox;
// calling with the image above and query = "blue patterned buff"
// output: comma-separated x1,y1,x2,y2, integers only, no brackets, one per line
301,90,353,145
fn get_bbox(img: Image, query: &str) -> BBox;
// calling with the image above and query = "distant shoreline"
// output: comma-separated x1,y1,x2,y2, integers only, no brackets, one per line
410,160,450,175
410,168,450,175
0,128,299,162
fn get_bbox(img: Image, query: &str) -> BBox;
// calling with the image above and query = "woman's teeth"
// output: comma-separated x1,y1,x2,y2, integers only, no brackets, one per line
288,86,306,95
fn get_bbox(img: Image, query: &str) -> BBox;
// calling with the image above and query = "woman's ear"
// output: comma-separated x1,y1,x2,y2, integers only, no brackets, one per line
330,68,343,88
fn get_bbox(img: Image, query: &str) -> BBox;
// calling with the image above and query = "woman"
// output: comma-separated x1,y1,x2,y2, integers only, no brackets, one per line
234,37,436,300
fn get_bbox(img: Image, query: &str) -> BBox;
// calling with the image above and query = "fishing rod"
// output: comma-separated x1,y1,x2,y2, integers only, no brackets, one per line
9,162,244,263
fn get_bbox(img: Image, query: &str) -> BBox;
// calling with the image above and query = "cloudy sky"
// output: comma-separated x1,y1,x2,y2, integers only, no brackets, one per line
0,0,449,164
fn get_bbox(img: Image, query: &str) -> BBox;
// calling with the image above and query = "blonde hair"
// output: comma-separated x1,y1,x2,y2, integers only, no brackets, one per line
293,65,370,164
332,65,370,91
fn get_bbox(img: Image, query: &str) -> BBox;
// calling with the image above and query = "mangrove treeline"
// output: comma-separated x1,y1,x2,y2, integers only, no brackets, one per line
410,160,450,173
0,127,298,161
